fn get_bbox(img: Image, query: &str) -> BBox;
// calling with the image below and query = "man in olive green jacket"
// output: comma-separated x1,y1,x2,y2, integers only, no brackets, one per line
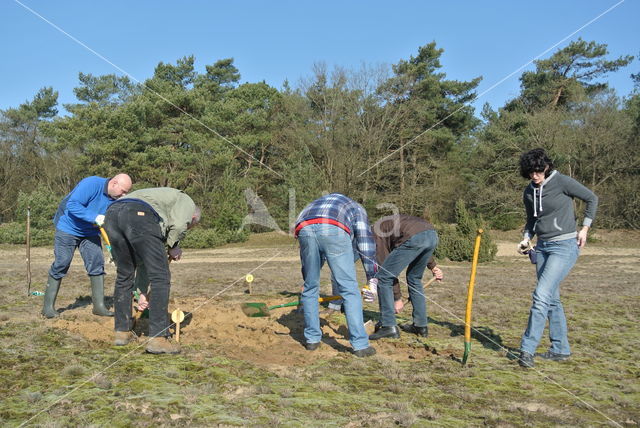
104,188,200,354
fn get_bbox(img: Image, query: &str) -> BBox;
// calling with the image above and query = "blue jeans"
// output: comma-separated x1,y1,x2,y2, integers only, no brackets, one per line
520,238,578,355
49,229,105,279
298,224,369,351
327,246,360,310
376,230,438,327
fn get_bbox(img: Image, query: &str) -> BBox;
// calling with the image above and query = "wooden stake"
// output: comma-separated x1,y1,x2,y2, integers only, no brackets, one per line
245,274,254,295
171,309,185,342
26,206,31,296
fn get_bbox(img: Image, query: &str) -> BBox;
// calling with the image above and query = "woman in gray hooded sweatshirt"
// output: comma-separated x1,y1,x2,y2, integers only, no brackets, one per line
516,148,598,368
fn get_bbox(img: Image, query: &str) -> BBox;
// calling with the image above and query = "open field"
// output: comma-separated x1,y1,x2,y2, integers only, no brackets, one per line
1,230,639,427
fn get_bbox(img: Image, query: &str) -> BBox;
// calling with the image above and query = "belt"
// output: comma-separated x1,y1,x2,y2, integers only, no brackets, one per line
294,218,351,237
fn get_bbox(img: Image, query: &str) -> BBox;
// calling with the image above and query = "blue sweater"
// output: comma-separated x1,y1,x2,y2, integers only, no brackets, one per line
55,176,115,237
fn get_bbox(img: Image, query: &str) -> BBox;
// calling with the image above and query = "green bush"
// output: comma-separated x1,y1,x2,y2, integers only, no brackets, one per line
181,227,248,249
0,223,249,249
489,213,523,231
16,186,61,229
434,200,497,262
0,223,54,246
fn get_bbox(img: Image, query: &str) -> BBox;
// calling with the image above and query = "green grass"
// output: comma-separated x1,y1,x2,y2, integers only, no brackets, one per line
1,232,639,427
2,317,638,427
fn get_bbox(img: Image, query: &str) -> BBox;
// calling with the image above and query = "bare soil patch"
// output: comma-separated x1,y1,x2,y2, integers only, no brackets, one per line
1,229,638,369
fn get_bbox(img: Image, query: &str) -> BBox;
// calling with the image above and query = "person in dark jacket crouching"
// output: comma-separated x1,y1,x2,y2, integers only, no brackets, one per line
104,187,200,354
368,214,443,340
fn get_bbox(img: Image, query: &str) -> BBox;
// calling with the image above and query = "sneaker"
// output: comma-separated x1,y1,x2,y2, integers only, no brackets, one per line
536,350,570,361
305,341,321,351
368,326,400,340
145,337,181,354
518,351,535,368
113,331,136,346
353,346,376,358
399,323,428,337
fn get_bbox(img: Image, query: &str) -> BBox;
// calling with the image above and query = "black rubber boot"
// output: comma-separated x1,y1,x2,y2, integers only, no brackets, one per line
399,323,428,337
369,325,400,340
42,276,61,318
90,275,114,317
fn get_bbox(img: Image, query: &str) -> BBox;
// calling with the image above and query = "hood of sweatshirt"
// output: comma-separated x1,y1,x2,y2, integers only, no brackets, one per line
529,170,558,218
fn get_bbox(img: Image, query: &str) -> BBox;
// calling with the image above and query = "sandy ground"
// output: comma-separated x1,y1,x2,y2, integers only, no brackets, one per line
2,231,639,368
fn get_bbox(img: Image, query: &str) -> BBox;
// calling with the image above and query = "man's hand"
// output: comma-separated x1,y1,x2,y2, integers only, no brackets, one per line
95,214,105,227
363,278,378,303
577,226,589,249
517,238,531,255
394,299,404,313
431,266,444,281
168,246,183,261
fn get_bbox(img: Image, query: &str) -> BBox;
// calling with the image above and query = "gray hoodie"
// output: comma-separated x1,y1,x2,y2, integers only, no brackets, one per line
523,170,598,242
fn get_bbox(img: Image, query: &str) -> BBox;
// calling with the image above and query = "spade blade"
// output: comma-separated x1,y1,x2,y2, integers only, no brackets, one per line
240,302,270,317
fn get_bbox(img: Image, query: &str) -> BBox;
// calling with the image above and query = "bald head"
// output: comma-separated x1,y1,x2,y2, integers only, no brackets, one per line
108,173,132,199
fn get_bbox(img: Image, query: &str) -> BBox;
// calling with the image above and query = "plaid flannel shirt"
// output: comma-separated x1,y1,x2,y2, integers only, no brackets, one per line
295,193,377,280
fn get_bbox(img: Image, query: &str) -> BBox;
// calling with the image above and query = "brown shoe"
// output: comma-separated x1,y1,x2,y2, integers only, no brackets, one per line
145,337,181,354
114,331,137,346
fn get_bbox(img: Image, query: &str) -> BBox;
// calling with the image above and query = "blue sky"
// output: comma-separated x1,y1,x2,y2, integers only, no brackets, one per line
1,1,638,115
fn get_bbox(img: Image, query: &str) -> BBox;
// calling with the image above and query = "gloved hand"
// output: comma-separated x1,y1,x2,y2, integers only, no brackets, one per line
517,239,531,255
168,246,183,261
137,293,150,311
95,214,105,227
362,278,378,303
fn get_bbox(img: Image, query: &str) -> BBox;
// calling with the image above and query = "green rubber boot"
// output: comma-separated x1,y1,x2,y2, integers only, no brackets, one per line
90,275,114,317
41,276,61,318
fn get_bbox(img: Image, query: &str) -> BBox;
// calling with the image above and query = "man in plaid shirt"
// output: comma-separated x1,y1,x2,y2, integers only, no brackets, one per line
294,193,378,357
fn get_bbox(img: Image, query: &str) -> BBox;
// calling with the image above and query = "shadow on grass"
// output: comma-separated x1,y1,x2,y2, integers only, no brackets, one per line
60,295,115,314
132,311,194,338
429,316,520,360
274,300,352,354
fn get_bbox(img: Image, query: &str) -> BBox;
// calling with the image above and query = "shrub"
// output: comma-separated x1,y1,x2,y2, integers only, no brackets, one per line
181,228,248,249
16,186,61,229
434,200,497,262
489,213,523,231
0,222,54,246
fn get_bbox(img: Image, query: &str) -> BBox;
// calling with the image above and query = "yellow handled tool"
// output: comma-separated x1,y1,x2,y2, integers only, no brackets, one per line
241,295,342,318
462,229,483,366
98,226,114,263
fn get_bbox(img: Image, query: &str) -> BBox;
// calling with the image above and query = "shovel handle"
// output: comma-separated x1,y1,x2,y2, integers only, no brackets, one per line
270,295,342,310
319,295,341,303
99,226,111,248
99,226,114,263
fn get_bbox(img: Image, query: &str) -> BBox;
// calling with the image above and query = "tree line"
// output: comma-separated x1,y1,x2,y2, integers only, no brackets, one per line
1,39,638,250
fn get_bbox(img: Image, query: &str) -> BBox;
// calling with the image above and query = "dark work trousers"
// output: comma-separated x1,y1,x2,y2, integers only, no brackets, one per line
104,201,171,337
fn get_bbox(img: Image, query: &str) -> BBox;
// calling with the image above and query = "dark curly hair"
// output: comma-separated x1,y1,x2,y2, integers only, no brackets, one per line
519,148,554,179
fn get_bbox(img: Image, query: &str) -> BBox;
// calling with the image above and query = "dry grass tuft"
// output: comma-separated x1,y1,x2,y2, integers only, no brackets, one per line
393,411,417,427
23,391,43,403
91,373,112,390
315,380,339,392
62,364,85,378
